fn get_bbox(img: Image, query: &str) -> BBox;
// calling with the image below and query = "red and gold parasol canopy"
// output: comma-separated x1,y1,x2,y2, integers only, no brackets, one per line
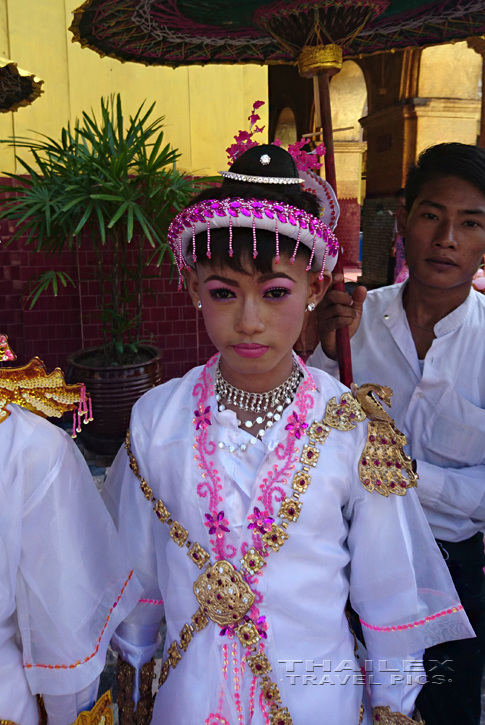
0,57,44,113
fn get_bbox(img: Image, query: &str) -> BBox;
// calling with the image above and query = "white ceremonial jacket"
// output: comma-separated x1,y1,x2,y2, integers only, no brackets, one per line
103,359,473,725
308,284,485,543
0,404,141,725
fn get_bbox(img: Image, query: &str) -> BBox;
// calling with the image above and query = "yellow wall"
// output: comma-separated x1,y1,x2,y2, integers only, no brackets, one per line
330,61,367,142
419,41,481,100
0,0,268,175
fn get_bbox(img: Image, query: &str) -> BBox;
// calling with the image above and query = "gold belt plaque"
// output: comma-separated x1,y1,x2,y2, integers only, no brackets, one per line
193,560,255,628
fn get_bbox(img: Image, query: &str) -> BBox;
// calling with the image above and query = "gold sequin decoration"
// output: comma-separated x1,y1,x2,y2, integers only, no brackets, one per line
168,641,182,669
179,624,193,652
191,607,209,632
193,560,255,628
71,691,112,725
247,651,272,677
236,620,261,647
169,521,188,547
187,542,211,569
372,706,424,724
359,420,417,497
159,658,170,686
261,679,282,708
262,523,289,552
307,420,331,442
323,392,366,431
352,383,393,423
270,707,293,725
291,470,311,494
0,356,88,425
300,444,320,467
278,497,302,523
153,499,170,522
241,547,266,575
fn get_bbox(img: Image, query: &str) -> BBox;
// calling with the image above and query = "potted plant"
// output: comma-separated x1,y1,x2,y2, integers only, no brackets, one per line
0,94,205,452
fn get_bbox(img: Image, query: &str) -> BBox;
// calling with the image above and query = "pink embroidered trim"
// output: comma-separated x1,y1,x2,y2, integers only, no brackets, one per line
139,598,164,605
24,570,134,671
360,604,464,633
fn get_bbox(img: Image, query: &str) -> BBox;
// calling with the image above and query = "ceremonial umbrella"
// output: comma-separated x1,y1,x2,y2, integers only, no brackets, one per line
69,0,485,385
0,58,43,113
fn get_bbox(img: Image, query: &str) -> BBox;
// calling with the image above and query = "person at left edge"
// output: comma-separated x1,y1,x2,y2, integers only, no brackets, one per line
0,339,142,725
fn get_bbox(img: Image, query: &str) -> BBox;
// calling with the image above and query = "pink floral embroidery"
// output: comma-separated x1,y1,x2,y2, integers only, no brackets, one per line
193,356,236,561
284,411,308,439
258,369,316,517
205,510,230,538
247,507,274,534
192,355,318,687
194,406,211,430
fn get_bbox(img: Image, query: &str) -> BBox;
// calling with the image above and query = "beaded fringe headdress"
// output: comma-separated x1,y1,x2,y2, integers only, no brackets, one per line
168,101,340,288
0,335,92,438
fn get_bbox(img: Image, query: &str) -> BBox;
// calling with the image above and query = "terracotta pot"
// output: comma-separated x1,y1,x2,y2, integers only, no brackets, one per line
66,345,163,454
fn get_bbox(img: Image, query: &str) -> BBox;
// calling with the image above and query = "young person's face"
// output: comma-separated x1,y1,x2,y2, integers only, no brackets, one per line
186,253,330,390
397,175,485,290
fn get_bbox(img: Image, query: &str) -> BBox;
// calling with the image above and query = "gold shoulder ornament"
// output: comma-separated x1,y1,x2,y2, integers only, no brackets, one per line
0,336,92,436
72,691,113,725
351,383,417,497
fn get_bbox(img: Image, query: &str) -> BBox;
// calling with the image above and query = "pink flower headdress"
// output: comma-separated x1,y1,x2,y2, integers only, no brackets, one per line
224,101,339,232
167,102,340,287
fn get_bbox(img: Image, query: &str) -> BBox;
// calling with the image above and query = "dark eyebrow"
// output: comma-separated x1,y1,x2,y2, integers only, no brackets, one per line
418,199,485,215
202,271,297,286
257,271,297,283
417,200,446,210
203,274,240,286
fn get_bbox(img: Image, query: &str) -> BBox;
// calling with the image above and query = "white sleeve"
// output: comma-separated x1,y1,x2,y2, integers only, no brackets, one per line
416,459,485,527
344,426,473,661
102,425,165,697
42,679,99,725
367,650,425,717
17,426,142,696
306,343,340,378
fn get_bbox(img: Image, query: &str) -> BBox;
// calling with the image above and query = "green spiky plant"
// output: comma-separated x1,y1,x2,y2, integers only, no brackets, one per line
0,94,207,365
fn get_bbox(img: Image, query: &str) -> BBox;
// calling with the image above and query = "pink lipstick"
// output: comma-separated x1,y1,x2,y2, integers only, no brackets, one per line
233,344,269,358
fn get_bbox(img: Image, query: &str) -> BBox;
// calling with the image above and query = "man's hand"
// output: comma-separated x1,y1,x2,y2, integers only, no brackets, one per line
316,273,367,360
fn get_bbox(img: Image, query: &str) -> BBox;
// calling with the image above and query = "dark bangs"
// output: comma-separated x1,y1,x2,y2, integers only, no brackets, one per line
194,227,311,275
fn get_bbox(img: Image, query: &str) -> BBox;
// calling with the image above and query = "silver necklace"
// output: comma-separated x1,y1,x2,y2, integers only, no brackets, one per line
215,361,302,446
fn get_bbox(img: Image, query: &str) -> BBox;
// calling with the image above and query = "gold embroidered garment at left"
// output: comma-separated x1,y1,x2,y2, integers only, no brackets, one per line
352,384,417,497
72,691,113,725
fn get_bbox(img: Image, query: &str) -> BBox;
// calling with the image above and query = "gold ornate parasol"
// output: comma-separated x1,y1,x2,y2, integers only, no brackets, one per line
0,57,44,113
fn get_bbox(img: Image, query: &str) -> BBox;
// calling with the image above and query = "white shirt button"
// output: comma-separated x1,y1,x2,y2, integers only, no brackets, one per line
383,314,390,320
416,392,424,399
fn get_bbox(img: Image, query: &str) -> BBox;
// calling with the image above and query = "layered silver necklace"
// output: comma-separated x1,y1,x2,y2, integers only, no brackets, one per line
215,361,302,450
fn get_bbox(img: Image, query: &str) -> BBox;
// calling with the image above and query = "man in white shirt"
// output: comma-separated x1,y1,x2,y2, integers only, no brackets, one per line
308,142,485,725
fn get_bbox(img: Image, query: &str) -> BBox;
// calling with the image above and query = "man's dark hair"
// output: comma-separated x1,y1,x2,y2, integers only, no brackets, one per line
405,143,485,211
189,144,317,275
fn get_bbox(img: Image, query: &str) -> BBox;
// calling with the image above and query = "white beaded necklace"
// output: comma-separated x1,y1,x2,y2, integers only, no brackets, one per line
215,361,302,452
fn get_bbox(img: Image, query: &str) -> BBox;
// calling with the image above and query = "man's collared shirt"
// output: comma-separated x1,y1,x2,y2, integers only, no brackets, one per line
308,284,485,542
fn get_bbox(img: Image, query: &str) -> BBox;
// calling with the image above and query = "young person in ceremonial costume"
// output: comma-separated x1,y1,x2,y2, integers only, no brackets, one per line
103,142,473,725
0,339,141,725
308,142,485,725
